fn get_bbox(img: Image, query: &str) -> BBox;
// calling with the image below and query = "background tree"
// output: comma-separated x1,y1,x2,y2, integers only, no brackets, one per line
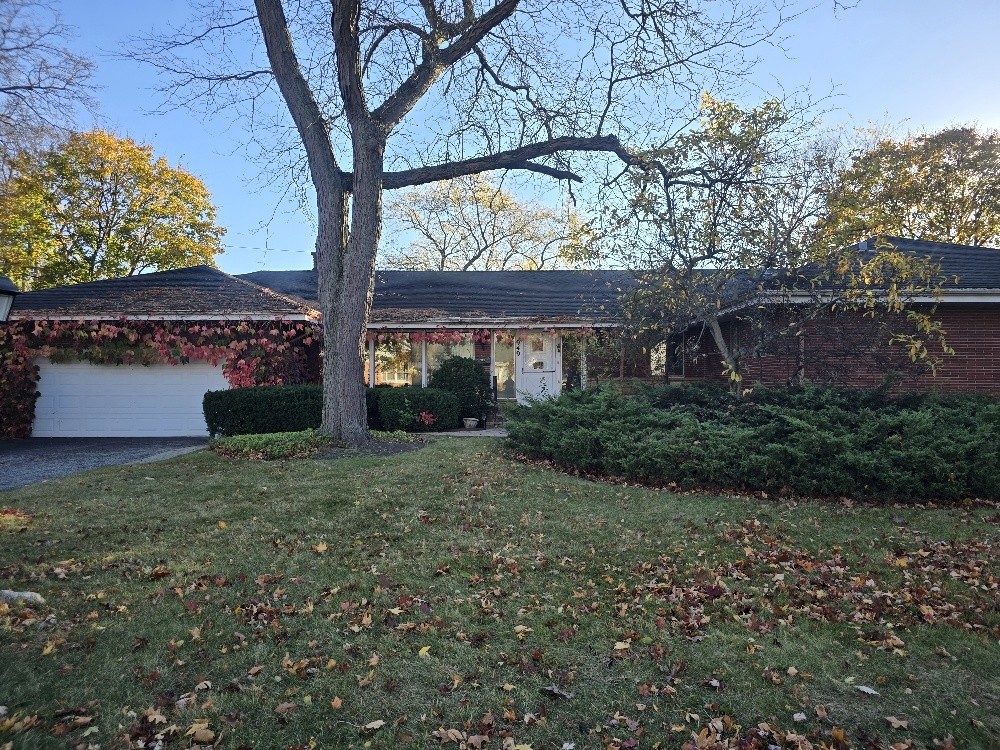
131,0,797,445
0,0,95,174
0,129,226,290
821,127,1000,247
612,96,949,390
381,174,593,270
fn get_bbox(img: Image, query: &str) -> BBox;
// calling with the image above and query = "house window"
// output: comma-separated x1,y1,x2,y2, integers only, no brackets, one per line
494,333,515,398
650,336,684,379
426,339,475,377
374,337,421,386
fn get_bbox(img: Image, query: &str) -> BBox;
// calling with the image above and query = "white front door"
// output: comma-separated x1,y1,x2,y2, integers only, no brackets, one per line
515,332,562,404
32,359,229,437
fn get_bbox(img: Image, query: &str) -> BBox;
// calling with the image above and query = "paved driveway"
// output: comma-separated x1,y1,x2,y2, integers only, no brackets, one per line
0,438,208,491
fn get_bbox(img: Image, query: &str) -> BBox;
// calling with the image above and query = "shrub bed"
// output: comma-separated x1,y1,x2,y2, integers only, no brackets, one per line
206,384,464,435
204,385,322,437
505,383,1000,502
210,429,330,460
377,387,461,431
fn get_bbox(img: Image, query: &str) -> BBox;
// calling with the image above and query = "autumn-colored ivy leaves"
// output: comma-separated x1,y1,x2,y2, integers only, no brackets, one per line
0,317,319,438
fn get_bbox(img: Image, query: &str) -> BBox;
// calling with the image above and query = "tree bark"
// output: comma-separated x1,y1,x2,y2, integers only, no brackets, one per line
707,317,743,395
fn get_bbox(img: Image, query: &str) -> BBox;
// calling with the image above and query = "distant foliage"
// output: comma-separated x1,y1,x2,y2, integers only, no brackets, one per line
505,384,1000,502
376,387,461,432
203,385,322,437
0,130,225,290
428,356,492,420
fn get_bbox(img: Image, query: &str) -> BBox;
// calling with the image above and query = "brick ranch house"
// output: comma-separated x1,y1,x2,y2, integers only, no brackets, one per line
2,236,998,438
678,237,1000,392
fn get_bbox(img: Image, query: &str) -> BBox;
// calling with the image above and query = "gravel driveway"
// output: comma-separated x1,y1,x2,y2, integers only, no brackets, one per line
0,438,207,491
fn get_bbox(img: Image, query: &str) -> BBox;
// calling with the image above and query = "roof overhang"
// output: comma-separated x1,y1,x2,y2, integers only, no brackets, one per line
8,312,317,322
367,318,617,329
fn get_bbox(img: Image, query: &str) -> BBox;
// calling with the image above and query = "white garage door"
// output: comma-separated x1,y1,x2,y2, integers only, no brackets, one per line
32,359,229,437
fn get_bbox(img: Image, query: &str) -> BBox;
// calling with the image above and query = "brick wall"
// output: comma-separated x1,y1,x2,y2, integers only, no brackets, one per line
680,304,1000,393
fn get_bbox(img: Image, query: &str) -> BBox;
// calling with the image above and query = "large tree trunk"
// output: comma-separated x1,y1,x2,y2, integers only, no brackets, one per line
317,124,386,445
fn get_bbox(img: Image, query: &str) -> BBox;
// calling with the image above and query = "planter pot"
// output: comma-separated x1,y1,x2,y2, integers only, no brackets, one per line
463,417,480,429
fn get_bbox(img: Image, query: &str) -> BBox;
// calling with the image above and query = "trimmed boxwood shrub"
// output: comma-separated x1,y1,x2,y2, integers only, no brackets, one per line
204,385,322,437
205,383,461,436
377,387,461,431
505,383,1000,502
429,356,492,420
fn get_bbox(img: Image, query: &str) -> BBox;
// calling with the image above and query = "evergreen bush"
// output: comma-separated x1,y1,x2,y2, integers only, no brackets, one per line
376,387,461,431
203,385,322,437
429,356,492,420
504,383,1000,502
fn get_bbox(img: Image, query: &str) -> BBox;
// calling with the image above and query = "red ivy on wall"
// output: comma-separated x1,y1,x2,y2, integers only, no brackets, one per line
0,318,320,439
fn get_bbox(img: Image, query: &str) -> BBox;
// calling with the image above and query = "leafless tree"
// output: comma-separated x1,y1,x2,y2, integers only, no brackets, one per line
128,0,805,445
0,0,94,172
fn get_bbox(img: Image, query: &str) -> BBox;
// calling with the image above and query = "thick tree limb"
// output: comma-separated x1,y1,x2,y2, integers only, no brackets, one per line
332,0,370,127
253,0,341,190
372,0,520,130
365,134,628,190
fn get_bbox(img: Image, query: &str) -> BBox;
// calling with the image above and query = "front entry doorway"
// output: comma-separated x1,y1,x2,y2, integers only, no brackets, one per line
515,331,562,404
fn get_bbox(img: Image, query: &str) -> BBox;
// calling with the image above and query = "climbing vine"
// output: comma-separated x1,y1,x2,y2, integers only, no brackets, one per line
0,318,320,439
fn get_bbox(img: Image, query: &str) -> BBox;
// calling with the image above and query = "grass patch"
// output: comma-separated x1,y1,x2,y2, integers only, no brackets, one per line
368,429,420,443
210,429,331,460
0,439,997,749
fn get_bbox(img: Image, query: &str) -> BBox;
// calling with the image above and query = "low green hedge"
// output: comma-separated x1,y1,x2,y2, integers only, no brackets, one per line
376,387,461,431
504,383,1000,502
204,384,461,436
203,385,322,437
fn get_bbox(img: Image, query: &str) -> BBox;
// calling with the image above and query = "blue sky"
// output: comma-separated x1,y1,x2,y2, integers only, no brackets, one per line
58,0,1000,275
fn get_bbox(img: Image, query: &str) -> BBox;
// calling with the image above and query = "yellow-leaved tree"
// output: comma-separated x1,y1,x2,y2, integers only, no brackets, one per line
0,129,225,290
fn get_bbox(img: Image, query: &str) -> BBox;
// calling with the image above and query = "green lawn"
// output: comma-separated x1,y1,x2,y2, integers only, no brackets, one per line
1,438,998,749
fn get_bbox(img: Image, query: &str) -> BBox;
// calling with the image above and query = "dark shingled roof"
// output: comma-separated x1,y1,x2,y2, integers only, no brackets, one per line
10,265,314,318
866,237,1000,289
9,237,997,322
239,269,631,321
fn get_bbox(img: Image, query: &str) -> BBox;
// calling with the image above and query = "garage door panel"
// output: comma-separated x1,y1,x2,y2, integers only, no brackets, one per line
32,360,229,437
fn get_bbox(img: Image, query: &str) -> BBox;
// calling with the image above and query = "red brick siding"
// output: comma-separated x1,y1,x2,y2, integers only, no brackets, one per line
681,304,1000,393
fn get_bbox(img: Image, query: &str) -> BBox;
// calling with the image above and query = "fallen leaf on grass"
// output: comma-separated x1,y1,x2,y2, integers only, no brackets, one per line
418,646,431,657
856,685,880,695
275,702,296,716
539,685,574,699
364,719,385,731
331,697,343,710
886,716,909,729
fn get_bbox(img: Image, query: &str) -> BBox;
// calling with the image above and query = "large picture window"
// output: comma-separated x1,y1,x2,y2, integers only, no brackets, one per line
426,339,475,377
374,336,420,386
